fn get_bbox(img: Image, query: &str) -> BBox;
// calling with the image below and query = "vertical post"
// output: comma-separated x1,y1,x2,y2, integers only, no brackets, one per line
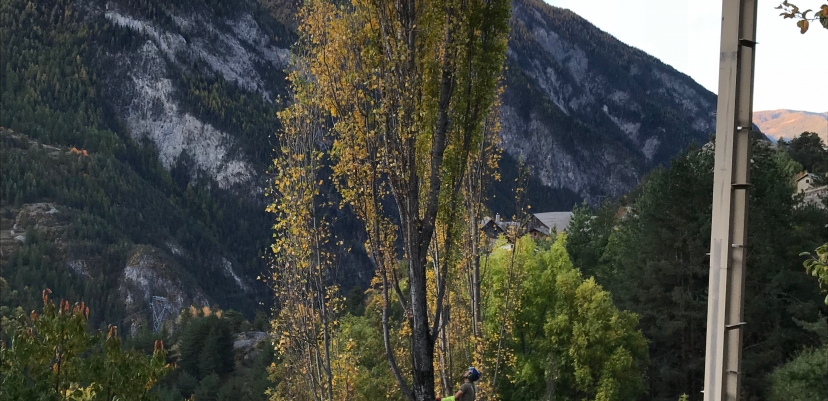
704,0,757,400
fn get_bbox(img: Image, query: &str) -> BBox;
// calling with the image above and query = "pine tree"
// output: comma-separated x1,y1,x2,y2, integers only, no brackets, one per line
596,142,828,400
787,132,828,176
199,327,223,379
195,373,221,401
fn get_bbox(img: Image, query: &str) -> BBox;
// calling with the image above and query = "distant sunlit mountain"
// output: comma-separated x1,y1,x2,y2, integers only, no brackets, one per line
754,109,828,143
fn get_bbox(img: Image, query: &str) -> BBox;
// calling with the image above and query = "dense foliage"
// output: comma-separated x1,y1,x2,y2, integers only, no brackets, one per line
769,241,828,401
263,234,649,401
567,137,828,400
781,131,828,178
767,320,828,401
0,292,169,400
485,235,649,401
150,309,273,401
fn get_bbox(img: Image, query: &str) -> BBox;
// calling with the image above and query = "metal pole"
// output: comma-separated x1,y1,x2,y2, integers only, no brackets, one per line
703,0,757,400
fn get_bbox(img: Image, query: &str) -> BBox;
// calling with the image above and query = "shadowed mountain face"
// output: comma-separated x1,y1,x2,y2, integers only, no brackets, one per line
754,109,828,143
500,0,717,205
87,0,719,207
1,0,719,321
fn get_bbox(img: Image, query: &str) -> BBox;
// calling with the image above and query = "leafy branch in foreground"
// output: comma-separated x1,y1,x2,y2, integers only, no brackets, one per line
776,1,828,33
266,56,341,401
0,290,169,401
802,242,828,304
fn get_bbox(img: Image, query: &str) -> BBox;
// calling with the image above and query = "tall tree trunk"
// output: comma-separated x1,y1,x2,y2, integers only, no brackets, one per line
544,356,558,401
408,242,436,401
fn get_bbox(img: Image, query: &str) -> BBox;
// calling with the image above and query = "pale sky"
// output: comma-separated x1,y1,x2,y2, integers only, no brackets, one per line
544,0,827,113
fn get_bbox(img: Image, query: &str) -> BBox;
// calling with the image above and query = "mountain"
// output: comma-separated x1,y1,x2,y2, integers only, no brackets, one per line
500,0,716,206
753,109,828,143
1,0,718,328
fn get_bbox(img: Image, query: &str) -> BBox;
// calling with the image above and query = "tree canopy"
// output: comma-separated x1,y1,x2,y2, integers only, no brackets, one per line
568,140,828,400
0,291,169,401
271,1,511,400
485,235,649,401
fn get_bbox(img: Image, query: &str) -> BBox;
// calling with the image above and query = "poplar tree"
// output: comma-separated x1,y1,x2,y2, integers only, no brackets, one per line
268,33,340,401
276,1,512,400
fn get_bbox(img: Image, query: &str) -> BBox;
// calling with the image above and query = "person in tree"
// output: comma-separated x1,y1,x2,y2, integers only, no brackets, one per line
436,367,480,401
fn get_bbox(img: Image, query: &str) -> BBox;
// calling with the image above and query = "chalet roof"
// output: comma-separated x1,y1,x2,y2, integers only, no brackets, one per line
479,217,505,232
532,212,574,233
479,216,524,236
499,221,521,231
479,216,493,228
796,172,817,182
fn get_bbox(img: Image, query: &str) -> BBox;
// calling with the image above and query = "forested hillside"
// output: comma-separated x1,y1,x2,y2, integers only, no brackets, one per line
0,0,278,328
567,135,828,400
3,0,827,400
1,0,723,332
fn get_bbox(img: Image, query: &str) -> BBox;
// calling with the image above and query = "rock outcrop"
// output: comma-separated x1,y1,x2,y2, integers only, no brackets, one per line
501,0,716,202
83,0,718,204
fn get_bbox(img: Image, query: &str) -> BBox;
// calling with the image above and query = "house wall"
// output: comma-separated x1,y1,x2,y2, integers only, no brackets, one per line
797,176,815,193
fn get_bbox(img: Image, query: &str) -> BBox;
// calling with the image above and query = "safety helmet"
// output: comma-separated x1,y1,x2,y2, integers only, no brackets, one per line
467,367,481,382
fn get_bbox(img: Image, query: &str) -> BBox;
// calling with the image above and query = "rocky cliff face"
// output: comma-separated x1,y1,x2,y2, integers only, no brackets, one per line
1,0,721,325
119,245,211,335
501,0,716,202
91,0,291,192
80,0,717,205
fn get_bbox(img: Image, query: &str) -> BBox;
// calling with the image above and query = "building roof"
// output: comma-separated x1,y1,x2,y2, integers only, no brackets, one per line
796,172,817,182
532,212,574,233
479,217,507,230
500,221,521,229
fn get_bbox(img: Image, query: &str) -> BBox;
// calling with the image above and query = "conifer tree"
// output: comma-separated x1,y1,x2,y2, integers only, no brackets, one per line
594,142,828,399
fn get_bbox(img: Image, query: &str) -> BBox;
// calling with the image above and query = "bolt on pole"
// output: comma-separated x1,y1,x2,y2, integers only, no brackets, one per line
703,0,757,400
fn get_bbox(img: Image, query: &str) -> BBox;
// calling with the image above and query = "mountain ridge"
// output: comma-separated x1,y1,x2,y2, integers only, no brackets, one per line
500,0,716,203
753,109,828,143
1,0,722,328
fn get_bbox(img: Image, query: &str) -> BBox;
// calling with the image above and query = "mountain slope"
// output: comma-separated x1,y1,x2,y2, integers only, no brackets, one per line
1,0,720,328
754,109,828,143
500,0,716,204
